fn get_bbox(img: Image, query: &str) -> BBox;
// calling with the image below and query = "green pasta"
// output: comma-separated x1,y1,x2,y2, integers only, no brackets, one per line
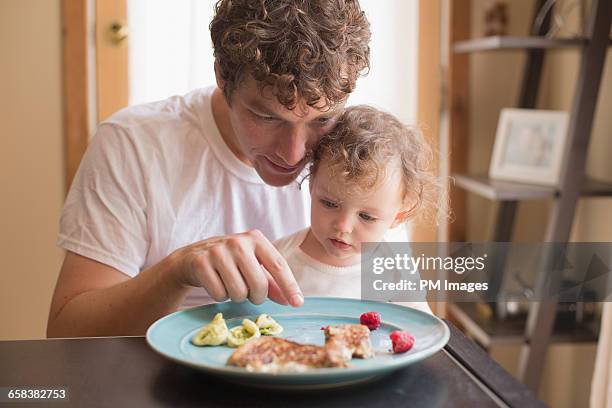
191,313,229,346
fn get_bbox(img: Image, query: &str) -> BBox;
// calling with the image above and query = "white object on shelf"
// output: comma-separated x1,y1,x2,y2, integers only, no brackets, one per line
489,108,569,187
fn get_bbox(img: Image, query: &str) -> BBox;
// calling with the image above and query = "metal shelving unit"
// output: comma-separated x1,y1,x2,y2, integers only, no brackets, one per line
449,303,599,349
452,174,612,201
454,35,588,52
445,0,612,391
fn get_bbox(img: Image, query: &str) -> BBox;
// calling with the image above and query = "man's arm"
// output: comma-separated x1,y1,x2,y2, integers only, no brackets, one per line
47,230,304,338
47,251,190,337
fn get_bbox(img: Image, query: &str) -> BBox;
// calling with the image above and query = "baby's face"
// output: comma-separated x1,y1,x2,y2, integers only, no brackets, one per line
303,161,406,266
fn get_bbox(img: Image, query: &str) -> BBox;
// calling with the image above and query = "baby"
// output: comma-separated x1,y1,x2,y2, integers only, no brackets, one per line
274,105,440,314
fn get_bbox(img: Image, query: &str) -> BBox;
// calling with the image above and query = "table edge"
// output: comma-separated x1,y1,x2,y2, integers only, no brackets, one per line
443,319,548,408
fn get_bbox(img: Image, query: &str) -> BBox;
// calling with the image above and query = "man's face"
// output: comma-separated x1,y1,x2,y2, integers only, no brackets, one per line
307,161,406,266
224,76,344,186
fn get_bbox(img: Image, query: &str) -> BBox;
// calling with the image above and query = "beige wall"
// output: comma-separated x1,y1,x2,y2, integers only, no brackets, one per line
467,0,539,241
468,1,611,407
562,50,612,242
0,1,64,340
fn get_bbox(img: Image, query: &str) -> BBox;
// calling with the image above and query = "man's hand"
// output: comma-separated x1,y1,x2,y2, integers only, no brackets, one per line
47,229,303,338
171,229,304,307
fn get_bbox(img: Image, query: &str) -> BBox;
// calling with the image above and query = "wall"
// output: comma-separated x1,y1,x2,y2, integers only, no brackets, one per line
468,0,540,242
554,49,612,244
468,1,611,407
0,0,64,340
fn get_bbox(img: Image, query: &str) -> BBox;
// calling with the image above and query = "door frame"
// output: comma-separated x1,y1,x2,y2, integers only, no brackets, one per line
61,0,128,191
62,0,92,191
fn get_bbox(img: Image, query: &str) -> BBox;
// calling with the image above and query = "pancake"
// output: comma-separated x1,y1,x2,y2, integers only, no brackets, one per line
226,324,374,373
227,336,347,373
324,324,374,359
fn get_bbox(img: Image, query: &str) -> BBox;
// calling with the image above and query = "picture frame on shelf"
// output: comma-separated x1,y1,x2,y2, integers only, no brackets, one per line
489,108,569,186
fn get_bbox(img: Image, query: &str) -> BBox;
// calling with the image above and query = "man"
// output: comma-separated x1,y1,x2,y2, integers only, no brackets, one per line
47,0,371,337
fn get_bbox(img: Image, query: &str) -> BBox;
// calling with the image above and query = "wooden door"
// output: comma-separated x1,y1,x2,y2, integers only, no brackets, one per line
95,0,129,122
62,0,128,190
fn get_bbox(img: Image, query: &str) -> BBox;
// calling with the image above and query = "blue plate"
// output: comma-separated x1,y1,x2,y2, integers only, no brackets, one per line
146,297,449,389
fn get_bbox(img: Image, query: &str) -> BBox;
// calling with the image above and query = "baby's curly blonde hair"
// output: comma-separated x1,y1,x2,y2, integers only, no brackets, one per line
210,0,371,110
310,105,442,223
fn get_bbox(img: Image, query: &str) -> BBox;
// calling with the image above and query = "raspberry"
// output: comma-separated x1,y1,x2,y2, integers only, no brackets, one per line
390,330,414,353
360,312,381,331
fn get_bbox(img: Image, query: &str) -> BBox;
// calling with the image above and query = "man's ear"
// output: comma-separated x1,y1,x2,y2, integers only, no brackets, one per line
390,209,411,228
214,60,225,91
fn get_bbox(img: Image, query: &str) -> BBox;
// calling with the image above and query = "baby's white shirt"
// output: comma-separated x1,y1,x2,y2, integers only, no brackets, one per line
274,228,433,314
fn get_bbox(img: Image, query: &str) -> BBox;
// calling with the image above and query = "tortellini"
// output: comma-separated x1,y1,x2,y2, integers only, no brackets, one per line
227,319,261,348
191,313,229,346
191,313,284,347
255,314,283,336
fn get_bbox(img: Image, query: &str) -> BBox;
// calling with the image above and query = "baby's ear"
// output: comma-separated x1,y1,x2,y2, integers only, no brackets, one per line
390,209,411,228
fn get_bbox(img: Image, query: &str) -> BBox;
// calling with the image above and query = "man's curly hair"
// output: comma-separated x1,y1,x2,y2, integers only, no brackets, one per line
210,0,371,110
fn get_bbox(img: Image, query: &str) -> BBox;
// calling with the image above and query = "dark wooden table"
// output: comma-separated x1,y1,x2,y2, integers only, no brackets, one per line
0,321,546,407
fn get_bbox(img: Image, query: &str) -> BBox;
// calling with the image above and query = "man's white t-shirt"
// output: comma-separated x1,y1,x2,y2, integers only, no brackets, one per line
58,86,311,306
274,228,432,314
